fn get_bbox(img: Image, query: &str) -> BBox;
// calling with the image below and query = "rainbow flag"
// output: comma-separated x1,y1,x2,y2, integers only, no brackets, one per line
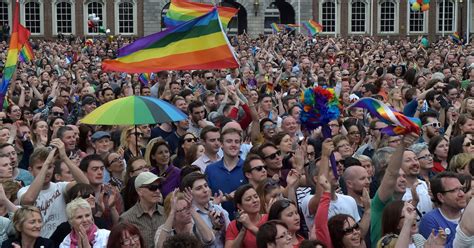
450,32,462,44
349,97,421,136
0,0,29,110
102,9,238,73
284,24,300,31
302,20,323,36
19,41,34,63
271,23,282,33
139,73,151,86
164,0,238,30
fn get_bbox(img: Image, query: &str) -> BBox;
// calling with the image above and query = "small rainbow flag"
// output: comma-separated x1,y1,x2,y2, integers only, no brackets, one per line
164,0,238,30
349,97,421,136
450,32,462,44
102,9,238,73
284,24,300,30
139,73,151,86
302,19,323,36
19,41,34,63
271,23,282,33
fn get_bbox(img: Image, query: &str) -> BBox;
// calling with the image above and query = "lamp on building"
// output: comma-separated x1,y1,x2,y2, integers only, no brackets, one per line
254,0,260,16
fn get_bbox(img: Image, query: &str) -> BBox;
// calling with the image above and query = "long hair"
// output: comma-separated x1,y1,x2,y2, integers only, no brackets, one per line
328,214,356,248
106,222,145,248
381,200,405,236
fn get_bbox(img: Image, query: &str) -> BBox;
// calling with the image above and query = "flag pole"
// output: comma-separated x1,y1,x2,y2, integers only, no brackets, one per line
468,0,471,42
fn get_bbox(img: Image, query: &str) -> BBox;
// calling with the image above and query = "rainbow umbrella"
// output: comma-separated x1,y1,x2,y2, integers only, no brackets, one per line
81,96,187,125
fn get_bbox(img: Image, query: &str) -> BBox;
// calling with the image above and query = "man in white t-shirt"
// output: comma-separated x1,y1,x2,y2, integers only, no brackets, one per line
17,139,89,238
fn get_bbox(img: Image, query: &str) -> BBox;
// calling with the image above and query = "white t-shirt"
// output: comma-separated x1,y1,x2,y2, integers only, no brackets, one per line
18,182,69,238
402,179,433,218
300,193,361,230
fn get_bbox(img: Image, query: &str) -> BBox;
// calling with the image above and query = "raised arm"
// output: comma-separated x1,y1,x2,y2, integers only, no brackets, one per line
20,148,57,205
378,133,417,202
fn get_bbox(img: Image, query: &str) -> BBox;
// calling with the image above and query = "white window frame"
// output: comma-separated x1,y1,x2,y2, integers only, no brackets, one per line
83,0,106,35
348,0,368,34
407,5,428,34
52,0,76,36
114,0,137,35
378,0,399,34
0,0,11,29
436,0,457,33
319,0,340,35
20,0,44,35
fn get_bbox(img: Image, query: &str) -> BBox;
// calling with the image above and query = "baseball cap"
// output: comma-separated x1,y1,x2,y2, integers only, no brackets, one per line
134,172,162,189
91,131,110,142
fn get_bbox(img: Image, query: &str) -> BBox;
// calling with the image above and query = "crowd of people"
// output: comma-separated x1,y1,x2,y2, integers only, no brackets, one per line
0,30,473,248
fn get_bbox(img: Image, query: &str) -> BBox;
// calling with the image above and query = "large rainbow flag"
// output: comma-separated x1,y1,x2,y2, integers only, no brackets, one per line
102,8,238,73
349,97,421,136
0,0,29,110
302,19,323,36
164,0,238,30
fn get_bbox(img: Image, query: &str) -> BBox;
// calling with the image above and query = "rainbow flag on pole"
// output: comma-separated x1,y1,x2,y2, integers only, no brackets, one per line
302,19,323,36
139,73,151,86
0,0,29,110
164,0,238,30
271,23,282,33
102,8,238,73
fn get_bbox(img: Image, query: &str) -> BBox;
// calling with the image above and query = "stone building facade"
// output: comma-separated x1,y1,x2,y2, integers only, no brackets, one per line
0,0,471,40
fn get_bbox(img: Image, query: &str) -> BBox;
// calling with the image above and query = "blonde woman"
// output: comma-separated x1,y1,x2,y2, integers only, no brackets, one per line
1,206,54,248
448,153,474,175
387,87,404,112
460,97,474,116
120,126,144,163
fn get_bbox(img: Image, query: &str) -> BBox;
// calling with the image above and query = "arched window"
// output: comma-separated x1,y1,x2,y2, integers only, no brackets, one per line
349,0,367,34
437,0,456,33
84,0,105,34
264,2,280,34
53,0,75,35
22,0,43,35
408,5,427,33
115,0,137,35
0,1,9,29
378,0,398,33
319,0,337,34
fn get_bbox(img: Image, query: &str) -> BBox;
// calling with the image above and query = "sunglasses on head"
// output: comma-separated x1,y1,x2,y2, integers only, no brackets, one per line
264,150,281,160
141,184,161,191
79,192,93,199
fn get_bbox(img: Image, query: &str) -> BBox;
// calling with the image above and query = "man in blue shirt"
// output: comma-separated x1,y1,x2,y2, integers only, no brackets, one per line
205,128,245,220
419,171,468,247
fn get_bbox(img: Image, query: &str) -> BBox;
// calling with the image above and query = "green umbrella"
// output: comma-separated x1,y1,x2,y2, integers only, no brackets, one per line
81,96,187,125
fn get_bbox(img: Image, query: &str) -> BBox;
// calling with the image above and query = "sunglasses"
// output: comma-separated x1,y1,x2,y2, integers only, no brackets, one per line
342,222,360,235
264,150,281,160
463,141,474,147
250,165,267,172
184,137,199,143
424,122,441,128
79,192,94,199
52,112,63,116
141,184,161,191
263,124,276,130
129,132,143,137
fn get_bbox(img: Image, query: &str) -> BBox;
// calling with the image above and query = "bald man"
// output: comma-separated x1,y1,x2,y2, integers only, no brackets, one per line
343,165,370,208
343,165,371,247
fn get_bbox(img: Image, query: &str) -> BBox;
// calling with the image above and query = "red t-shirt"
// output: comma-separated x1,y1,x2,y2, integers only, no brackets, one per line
432,161,445,173
225,214,269,248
